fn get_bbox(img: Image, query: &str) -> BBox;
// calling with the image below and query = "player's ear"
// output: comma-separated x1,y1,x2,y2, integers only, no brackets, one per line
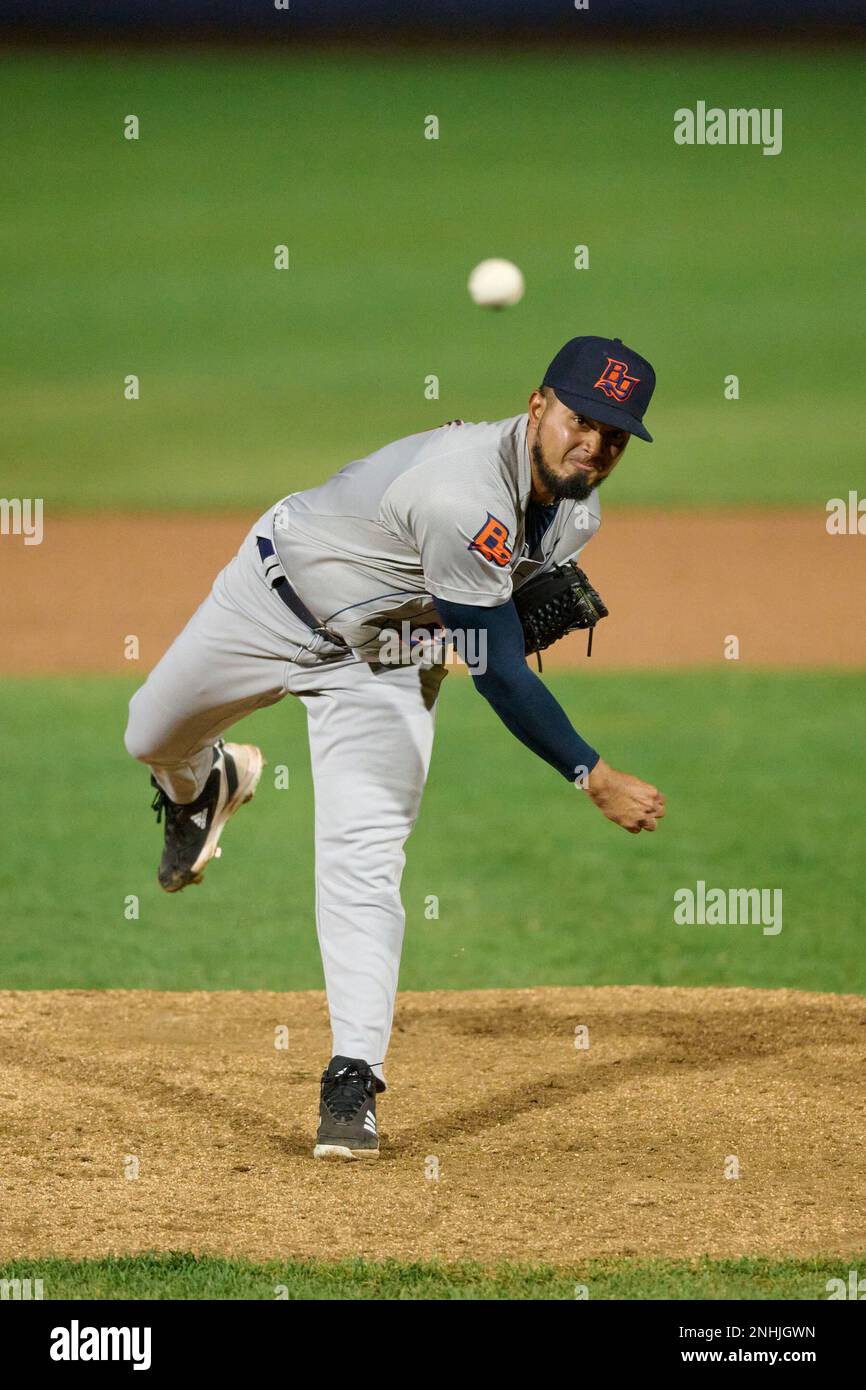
528,387,547,423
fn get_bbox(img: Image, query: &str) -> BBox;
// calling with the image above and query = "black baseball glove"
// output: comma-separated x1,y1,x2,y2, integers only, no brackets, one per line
513,562,608,670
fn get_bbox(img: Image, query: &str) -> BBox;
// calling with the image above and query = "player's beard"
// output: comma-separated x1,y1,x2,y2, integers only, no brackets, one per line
530,438,607,502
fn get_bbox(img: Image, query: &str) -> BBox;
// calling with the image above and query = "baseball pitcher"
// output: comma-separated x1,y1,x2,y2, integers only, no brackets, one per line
125,335,666,1159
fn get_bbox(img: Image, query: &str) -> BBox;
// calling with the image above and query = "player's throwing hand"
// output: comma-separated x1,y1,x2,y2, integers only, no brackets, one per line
586,758,667,834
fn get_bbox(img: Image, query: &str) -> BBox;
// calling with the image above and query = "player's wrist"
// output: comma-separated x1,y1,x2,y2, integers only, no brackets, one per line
585,757,610,794
574,752,603,791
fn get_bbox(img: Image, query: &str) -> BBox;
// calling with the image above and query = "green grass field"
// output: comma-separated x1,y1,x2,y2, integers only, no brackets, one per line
1,47,863,510
1,668,863,993
0,1252,859,1301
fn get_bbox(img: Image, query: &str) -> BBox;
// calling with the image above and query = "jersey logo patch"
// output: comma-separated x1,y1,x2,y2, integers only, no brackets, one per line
469,514,512,567
593,356,640,402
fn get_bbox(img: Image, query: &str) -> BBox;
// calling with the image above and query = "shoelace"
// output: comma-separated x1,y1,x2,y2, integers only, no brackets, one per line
323,1065,372,1119
150,782,204,840
150,748,221,828
150,784,175,826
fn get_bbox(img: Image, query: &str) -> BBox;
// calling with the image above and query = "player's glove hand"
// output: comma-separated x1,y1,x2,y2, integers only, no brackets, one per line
513,561,608,669
586,758,667,834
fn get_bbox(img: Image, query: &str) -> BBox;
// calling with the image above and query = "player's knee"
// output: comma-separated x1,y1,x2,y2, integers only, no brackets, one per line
124,719,152,764
123,695,165,765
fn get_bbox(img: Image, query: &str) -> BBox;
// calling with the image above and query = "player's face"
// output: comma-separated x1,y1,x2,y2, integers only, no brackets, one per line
529,389,630,502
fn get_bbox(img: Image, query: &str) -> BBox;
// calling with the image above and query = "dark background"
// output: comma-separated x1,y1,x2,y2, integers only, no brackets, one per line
1,0,864,38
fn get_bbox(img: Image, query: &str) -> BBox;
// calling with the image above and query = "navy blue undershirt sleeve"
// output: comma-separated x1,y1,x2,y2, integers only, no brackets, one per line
524,500,559,556
432,595,600,784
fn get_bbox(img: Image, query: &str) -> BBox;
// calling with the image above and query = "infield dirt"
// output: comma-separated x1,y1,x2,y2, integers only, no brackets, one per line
2,510,864,674
1,986,863,1264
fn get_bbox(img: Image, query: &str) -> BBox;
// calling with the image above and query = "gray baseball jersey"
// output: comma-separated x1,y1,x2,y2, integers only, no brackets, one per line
270,414,601,659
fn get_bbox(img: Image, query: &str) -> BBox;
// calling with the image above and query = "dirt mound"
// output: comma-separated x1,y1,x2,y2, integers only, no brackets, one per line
1,986,863,1263
2,511,864,674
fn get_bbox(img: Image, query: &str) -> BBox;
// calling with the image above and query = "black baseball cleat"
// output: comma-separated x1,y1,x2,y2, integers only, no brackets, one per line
150,740,264,893
314,1056,383,1160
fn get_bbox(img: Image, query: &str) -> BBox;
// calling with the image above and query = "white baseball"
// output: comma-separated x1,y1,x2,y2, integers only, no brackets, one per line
467,258,525,308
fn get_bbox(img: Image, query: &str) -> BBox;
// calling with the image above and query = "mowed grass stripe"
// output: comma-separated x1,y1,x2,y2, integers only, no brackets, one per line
0,669,863,992
1,1252,861,1301
1,50,863,508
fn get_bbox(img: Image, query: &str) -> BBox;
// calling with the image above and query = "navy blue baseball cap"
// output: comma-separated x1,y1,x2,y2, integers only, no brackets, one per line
542,336,656,442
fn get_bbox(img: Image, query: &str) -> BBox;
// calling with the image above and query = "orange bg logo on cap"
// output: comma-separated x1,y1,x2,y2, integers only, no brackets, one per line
469,514,512,567
594,357,640,402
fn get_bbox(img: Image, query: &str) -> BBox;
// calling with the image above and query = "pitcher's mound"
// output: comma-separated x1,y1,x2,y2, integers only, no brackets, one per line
1,985,863,1263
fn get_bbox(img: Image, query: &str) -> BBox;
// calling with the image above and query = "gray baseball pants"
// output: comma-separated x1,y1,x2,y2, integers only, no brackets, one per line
124,510,446,1087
